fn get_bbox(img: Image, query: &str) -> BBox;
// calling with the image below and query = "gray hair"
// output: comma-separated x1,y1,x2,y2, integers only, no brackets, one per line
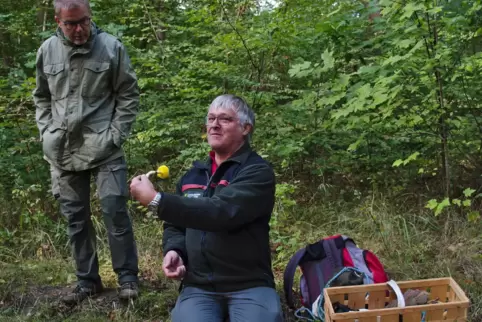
208,94,255,140
54,0,91,16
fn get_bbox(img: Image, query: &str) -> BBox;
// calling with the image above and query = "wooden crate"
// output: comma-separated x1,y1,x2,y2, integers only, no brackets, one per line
323,278,470,322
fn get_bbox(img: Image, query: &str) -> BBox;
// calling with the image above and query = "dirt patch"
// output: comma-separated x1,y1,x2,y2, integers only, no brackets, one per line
1,284,120,314
0,280,174,321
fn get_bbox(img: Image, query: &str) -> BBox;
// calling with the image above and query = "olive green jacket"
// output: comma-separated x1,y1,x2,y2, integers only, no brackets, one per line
33,23,139,171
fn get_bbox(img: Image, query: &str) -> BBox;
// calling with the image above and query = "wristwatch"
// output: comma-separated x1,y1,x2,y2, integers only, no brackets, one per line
147,192,162,215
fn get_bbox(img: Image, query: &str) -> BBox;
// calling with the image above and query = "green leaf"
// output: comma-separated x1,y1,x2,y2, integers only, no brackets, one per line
427,6,443,14
408,40,424,54
392,159,403,167
326,7,342,17
321,50,335,71
348,137,364,151
452,199,461,206
288,61,312,77
434,198,450,216
373,92,389,105
357,83,372,100
406,151,420,163
463,188,476,197
322,92,346,106
462,199,471,207
382,55,404,66
426,199,438,210
467,211,480,222
334,74,350,90
401,3,426,19
396,39,415,49
358,65,379,75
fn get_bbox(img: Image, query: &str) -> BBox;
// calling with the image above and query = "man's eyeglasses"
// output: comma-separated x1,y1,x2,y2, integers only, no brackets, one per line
61,17,91,30
206,115,236,126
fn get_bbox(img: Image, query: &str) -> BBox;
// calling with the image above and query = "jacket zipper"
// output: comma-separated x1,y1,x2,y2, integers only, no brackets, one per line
201,168,214,285
199,160,240,288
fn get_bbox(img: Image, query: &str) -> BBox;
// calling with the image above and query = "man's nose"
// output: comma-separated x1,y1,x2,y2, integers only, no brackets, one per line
212,118,221,126
74,24,83,32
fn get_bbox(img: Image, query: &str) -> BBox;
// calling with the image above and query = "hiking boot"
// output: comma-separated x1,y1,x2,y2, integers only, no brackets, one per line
62,283,103,305
118,281,139,300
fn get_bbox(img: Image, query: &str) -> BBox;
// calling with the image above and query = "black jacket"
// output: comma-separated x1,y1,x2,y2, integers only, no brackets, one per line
160,143,276,292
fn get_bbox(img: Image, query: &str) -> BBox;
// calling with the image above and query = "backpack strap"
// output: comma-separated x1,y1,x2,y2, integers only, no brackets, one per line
322,236,345,272
301,237,346,308
283,247,307,309
283,236,347,310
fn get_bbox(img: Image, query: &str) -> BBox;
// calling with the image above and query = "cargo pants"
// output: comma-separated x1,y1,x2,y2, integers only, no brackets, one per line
50,157,138,287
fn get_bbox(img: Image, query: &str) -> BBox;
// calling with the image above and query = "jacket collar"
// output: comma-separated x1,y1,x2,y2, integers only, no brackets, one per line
226,141,252,164
194,141,252,170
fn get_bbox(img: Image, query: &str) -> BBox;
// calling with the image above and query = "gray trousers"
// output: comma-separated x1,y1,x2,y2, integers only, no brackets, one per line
50,157,138,286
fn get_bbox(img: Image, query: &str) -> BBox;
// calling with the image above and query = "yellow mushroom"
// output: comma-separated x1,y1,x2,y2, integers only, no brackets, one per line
146,165,170,180
156,165,169,179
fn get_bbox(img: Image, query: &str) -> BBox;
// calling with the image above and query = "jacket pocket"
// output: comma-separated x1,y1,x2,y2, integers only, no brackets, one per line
81,61,111,104
43,63,68,100
81,121,117,163
42,119,66,162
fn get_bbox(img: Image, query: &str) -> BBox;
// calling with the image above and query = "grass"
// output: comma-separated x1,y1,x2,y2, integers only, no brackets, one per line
0,195,480,321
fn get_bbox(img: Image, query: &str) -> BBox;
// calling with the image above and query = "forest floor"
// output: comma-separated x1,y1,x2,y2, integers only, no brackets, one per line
0,198,480,321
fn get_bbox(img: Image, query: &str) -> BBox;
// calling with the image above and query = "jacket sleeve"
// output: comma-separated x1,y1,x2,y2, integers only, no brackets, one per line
158,163,276,232
111,41,139,148
162,178,188,264
33,47,52,139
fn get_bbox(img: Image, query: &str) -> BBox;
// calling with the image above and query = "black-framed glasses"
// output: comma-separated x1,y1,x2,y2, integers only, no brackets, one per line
206,115,237,126
61,17,91,30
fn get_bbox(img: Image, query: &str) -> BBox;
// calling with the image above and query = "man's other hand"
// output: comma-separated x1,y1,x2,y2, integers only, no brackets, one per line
163,250,186,279
129,175,157,206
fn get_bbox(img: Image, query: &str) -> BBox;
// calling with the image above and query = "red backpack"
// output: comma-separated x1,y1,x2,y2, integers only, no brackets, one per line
283,235,389,310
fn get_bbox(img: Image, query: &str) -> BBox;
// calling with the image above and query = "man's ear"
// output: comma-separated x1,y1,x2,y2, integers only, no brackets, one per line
54,16,61,25
242,124,252,136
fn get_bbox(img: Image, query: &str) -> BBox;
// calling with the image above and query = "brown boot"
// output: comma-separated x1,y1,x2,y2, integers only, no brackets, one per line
62,283,103,305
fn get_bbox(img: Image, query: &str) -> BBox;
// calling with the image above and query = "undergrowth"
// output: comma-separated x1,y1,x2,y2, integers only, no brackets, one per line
0,194,480,321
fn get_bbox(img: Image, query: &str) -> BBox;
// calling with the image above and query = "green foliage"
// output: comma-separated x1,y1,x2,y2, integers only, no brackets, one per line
426,187,482,221
426,197,451,216
2,0,481,208
1,0,482,320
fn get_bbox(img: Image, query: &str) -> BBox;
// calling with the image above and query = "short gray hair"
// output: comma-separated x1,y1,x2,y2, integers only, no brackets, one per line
54,0,91,16
208,94,255,139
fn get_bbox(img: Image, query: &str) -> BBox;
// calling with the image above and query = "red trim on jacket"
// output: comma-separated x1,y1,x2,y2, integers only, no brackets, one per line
181,184,207,192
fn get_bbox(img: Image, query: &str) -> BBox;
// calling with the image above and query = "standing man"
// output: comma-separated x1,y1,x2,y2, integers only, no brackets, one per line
33,0,139,304
130,95,283,322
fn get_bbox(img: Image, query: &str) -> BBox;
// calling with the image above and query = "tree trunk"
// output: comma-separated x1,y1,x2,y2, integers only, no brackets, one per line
156,0,166,41
0,30,12,69
359,0,381,22
431,11,451,198
440,115,450,198
36,0,50,27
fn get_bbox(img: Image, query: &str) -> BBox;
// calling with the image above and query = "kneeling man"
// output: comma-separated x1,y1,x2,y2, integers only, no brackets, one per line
130,94,283,322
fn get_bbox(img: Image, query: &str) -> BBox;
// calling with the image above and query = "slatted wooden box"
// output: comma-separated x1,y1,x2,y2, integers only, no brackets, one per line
323,278,470,322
